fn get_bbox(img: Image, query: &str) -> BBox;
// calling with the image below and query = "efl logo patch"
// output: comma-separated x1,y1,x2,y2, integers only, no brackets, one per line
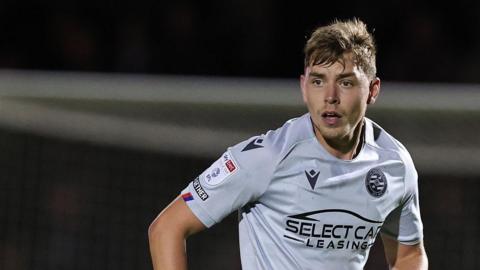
365,168,387,198
204,151,238,186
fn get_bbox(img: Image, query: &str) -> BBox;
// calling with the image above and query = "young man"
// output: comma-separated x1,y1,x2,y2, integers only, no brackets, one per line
149,18,428,269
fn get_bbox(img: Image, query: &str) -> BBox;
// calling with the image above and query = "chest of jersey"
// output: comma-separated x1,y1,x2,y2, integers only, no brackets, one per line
257,143,405,252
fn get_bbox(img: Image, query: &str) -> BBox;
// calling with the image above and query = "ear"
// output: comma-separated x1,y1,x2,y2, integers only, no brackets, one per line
300,71,308,104
367,78,381,105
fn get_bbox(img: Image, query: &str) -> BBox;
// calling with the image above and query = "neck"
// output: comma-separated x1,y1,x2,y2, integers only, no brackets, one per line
313,120,365,160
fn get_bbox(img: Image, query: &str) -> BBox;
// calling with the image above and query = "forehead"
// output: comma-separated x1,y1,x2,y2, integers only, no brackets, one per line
306,55,367,78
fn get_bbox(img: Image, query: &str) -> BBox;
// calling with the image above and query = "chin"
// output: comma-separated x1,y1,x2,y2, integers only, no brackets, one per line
318,126,347,140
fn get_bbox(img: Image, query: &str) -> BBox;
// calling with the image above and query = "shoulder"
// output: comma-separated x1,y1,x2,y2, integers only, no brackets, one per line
365,118,414,163
229,113,314,169
365,118,418,190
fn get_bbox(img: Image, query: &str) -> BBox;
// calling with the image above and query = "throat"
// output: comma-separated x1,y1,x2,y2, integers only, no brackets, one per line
312,119,365,160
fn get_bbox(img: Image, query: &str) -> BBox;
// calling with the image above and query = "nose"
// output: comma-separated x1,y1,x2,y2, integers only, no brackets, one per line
324,85,339,104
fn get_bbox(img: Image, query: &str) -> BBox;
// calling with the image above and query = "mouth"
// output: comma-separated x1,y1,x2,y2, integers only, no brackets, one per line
321,111,341,118
321,111,342,125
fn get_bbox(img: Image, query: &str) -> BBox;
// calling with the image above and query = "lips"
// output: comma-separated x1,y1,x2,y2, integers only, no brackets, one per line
321,111,341,125
322,111,341,118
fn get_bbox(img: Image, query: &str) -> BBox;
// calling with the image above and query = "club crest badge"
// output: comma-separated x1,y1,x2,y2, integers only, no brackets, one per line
365,168,387,197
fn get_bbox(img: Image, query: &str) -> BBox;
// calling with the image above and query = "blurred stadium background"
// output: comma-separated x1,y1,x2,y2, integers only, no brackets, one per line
1,1,480,270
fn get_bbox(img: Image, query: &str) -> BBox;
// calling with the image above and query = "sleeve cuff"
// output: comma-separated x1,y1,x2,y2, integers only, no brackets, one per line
381,231,423,245
181,187,217,228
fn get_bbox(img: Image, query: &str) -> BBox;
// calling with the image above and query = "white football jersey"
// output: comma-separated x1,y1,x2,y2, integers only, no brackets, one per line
182,113,423,270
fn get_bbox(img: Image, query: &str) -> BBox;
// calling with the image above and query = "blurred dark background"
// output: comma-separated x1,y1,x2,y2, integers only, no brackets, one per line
1,0,480,82
1,1,480,270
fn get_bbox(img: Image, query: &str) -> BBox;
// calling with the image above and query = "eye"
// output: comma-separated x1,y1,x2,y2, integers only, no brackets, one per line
339,80,354,88
311,79,323,86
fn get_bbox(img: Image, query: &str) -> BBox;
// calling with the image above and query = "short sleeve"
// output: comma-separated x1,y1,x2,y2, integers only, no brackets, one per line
381,151,424,245
181,135,275,228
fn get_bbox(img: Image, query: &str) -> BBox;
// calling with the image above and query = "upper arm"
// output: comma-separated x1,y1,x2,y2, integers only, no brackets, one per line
148,196,207,270
149,196,206,238
381,234,428,270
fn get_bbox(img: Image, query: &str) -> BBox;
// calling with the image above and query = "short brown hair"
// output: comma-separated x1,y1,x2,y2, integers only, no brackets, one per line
304,18,377,79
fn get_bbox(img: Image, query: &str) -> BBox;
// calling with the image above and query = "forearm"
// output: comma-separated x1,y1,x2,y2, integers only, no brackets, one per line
382,235,428,270
149,227,188,270
390,248,428,270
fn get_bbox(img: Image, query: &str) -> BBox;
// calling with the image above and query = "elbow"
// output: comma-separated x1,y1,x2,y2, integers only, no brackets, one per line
148,213,189,243
420,249,429,269
148,214,167,242
414,243,429,269
148,220,156,239
148,197,205,243
148,222,157,243
389,244,429,270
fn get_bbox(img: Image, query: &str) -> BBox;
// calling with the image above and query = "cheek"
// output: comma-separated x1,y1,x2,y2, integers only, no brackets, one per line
344,93,368,115
353,97,367,111
304,90,321,106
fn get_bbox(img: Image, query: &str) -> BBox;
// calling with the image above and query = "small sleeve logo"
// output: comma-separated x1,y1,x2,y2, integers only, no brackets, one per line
225,160,236,172
305,169,320,190
181,192,194,202
203,151,238,186
192,177,209,201
242,137,264,152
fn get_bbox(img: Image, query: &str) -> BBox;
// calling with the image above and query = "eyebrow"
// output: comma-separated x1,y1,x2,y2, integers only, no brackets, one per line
308,72,357,79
